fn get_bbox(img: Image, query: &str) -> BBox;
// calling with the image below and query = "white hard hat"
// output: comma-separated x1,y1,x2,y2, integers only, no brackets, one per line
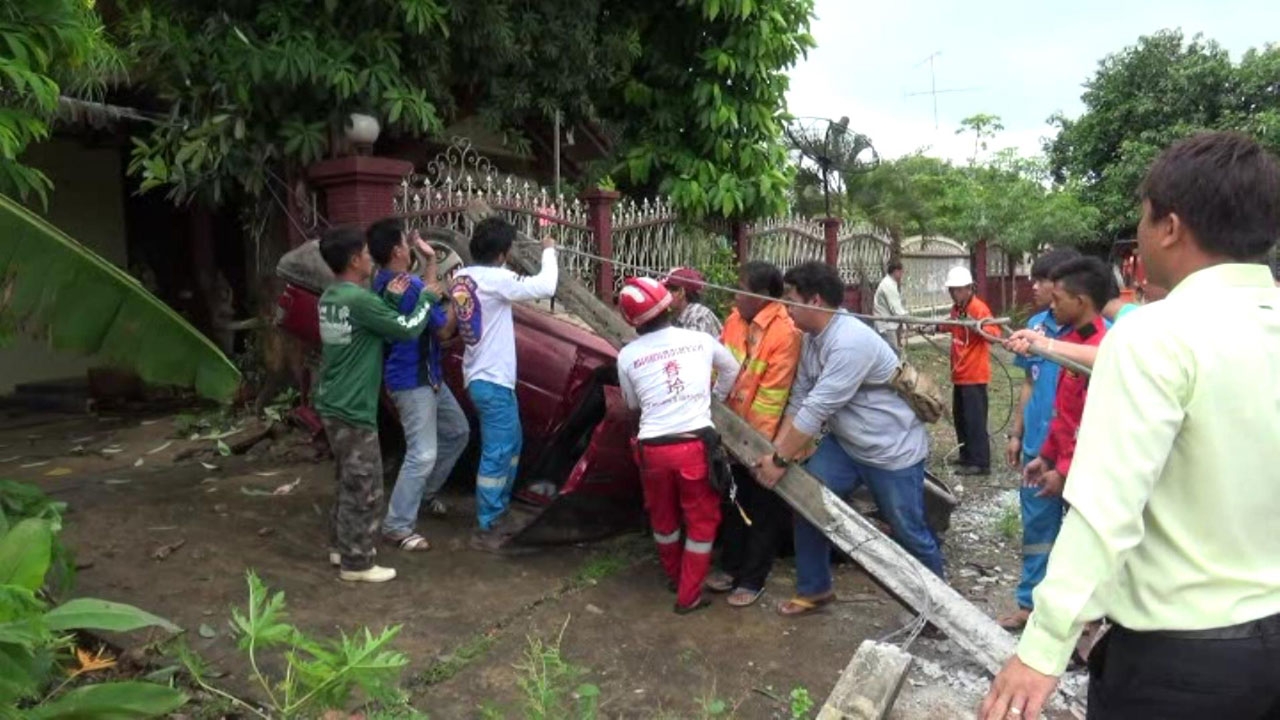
944,266,974,288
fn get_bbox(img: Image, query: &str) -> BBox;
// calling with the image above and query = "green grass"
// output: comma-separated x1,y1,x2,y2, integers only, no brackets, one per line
997,502,1021,541
414,632,497,687
569,534,648,588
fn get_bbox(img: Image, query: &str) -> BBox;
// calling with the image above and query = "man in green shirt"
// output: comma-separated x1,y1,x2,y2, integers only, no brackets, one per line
315,227,439,583
980,132,1280,719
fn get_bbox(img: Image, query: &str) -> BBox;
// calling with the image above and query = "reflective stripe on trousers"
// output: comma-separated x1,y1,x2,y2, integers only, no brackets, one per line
468,380,523,530
637,438,722,609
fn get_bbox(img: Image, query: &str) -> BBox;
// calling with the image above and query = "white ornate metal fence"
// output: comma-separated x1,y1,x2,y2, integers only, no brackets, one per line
834,223,891,286
900,235,970,315
610,196,686,296
395,137,599,292
743,214,827,272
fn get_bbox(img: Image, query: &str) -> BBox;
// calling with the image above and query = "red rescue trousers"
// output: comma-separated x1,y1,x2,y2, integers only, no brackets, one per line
635,438,722,609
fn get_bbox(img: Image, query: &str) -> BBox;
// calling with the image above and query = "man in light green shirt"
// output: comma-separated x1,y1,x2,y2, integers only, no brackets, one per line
981,132,1280,719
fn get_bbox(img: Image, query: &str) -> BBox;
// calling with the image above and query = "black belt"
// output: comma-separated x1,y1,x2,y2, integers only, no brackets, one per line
637,432,702,447
1120,611,1280,641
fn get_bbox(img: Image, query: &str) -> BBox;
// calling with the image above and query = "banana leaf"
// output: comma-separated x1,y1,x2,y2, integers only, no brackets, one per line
0,193,241,402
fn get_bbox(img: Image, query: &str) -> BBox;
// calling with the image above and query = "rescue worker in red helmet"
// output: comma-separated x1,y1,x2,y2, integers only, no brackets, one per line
616,277,741,613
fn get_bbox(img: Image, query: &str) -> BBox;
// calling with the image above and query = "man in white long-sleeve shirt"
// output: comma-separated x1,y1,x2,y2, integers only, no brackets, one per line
616,277,740,614
450,217,558,550
873,260,909,355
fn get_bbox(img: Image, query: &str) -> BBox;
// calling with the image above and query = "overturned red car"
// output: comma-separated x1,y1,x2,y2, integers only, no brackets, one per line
273,231,955,549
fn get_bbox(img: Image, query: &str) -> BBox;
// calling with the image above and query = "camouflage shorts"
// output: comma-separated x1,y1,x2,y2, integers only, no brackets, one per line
322,416,384,571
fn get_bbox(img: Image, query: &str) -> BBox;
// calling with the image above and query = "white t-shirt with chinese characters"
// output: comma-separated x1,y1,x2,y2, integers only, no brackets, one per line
616,326,741,440
450,248,558,389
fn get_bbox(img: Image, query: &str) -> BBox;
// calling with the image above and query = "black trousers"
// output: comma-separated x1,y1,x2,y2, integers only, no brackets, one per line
952,383,990,470
1087,620,1280,719
718,464,790,592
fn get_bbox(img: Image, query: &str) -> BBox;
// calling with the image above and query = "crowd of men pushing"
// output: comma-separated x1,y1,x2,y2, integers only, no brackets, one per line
309,130,1279,719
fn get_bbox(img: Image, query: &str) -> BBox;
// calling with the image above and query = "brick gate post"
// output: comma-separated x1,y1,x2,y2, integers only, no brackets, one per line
821,217,842,267
308,156,413,229
582,188,621,304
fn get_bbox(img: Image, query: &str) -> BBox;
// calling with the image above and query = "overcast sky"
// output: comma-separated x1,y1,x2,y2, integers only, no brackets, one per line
785,0,1280,164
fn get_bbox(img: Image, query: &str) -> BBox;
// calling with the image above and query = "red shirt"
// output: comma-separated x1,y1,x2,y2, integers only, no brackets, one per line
948,296,999,385
1039,315,1108,477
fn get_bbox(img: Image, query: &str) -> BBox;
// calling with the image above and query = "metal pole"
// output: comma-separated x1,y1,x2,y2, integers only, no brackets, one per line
554,111,561,195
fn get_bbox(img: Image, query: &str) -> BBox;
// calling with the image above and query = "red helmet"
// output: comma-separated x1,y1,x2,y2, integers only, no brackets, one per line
619,277,673,327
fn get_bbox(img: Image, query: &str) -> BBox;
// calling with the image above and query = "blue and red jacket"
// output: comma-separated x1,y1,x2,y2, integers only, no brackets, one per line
373,269,448,391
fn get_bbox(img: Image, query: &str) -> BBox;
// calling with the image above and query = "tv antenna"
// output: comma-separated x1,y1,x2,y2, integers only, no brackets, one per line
904,51,980,129
784,116,878,216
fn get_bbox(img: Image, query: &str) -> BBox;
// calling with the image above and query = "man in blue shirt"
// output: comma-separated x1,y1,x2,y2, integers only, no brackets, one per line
999,248,1079,630
367,218,470,552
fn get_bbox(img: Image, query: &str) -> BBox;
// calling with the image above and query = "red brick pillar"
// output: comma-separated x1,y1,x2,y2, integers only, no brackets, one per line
821,217,841,267
308,156,413,229
582,188,621,304
731,220,750,266
973,239,990,300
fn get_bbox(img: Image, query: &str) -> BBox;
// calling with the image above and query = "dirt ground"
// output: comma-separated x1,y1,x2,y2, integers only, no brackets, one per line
0,340,1086,719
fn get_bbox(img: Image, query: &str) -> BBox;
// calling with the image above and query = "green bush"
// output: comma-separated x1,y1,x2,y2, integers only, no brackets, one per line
178,571,416,719
0,481,187,719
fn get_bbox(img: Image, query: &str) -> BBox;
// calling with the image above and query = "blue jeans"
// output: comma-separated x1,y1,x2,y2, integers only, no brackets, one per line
467,380,522,530
1017,451,1066,609
383,384,472,536
795,437,945,596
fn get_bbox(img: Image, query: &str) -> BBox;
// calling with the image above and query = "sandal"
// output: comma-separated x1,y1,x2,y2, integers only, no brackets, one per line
703,570,735,593
384,532,431,552
727,587,764,608
776,593,835,617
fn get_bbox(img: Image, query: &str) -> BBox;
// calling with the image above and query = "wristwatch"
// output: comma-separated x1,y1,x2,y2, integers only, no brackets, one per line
771,452,791,469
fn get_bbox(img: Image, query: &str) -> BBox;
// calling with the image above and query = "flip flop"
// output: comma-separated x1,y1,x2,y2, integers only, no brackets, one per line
776,593,835,617
384,532,431,552
727,587,764,608
704,570,735,593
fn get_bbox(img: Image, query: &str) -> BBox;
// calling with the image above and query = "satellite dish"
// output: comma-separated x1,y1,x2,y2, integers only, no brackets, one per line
785,116,879,216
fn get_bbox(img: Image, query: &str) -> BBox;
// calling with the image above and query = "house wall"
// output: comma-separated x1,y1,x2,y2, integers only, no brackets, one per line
0,137,128,394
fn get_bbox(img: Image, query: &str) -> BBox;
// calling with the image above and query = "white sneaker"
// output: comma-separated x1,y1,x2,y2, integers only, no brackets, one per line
427,498,448,517
338,565,397,583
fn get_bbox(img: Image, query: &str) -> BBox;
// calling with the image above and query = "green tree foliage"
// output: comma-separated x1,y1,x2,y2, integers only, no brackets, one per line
957,113,1005,163
1048,29,1280,239
119,0,450,204
0,0,123,206
839,147,1098,254
116,0,814,219
610,0,815,219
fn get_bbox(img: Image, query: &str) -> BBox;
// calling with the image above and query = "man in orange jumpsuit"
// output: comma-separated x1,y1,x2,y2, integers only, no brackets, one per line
944,266,1000,476
703,261,802,607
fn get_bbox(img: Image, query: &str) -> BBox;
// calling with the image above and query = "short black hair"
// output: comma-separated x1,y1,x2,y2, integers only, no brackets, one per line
886,260,903,274
1030,247,1081,280
1049,256,1113,311
742,261,784,298
319,227,366,274
470,216,516,264
1139,131,1280,260
366,217,405,265
783,261,844,308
